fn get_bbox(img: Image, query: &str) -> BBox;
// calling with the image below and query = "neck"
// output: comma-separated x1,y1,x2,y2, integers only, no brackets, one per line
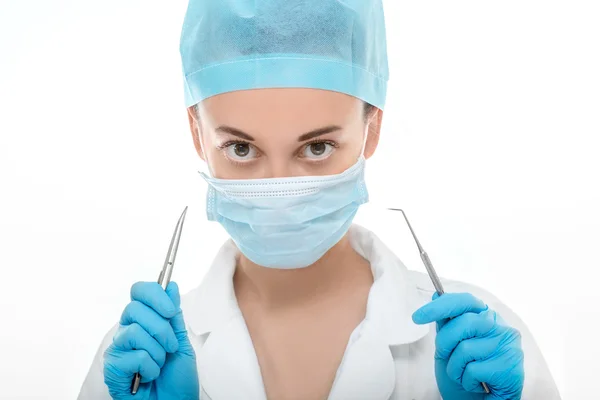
233,234,371,306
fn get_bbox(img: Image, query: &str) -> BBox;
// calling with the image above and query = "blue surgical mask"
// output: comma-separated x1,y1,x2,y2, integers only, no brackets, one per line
199,157,369,269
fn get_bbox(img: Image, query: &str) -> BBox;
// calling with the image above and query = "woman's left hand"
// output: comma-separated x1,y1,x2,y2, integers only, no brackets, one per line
412,292,524,400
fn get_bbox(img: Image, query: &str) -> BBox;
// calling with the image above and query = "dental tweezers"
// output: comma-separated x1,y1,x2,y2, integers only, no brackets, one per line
389,208,491,395
131,206,189,394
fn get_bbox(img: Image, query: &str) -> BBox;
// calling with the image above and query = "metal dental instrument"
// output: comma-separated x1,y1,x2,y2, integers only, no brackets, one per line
388,208,491,395
131,206,189,395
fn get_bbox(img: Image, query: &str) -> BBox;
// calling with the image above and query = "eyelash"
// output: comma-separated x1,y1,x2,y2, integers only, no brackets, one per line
216,140,255,167
298,139,339,160
217,139,339,164
216,140,248,151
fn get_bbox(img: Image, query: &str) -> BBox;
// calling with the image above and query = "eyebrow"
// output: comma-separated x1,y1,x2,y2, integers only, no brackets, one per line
215,125,343,142
215,126,255,141
297,125,343,141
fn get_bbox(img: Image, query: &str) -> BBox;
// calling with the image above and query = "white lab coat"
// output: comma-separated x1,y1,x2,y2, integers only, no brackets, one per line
78,224,561,399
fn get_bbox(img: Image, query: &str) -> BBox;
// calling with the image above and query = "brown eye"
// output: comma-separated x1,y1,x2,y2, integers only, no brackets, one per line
223,142,257,162
233,143,250,157
302,141,335,159
309,142,326,156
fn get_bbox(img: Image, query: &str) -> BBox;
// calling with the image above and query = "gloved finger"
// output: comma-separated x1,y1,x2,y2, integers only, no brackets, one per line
169,310,197,359
436,318,450,333
165,281,181,310
104,366,153,399
120,300,179,353
445,334,505,385
412,292,488,325
435,309,497,360
461,347,525,394
130,281,178,319
170,309,187,337
164,282,190,343
106,378,152,399
430,293,450,333
104,347,161,383
113,323,167,368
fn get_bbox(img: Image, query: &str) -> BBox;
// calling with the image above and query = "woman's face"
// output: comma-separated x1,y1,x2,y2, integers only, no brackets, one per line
187,88,382,179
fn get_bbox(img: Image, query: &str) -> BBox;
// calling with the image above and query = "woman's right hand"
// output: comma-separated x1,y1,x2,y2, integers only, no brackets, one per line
103,281,199,400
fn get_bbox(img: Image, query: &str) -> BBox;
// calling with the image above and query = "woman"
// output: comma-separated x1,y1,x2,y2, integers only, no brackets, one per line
78,0,560,399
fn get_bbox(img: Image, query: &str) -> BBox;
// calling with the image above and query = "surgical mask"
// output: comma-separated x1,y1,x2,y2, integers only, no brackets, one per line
199,156,369,269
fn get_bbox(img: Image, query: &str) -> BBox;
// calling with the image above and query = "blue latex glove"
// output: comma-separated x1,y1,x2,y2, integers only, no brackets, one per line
103,281,199,400
412,292,524,400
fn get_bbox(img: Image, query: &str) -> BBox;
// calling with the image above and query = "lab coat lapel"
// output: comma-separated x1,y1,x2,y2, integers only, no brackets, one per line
325,225,431,400
183,240,267,399
196,314,268,400
347,224,430,346
327,325,397,400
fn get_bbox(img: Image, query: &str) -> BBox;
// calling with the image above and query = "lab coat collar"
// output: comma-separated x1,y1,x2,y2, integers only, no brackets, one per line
183,224,429,346
348,224,430,345
182,239,241,336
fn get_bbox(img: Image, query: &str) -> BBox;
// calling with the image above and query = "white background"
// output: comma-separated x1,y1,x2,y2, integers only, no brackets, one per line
1,1,598,399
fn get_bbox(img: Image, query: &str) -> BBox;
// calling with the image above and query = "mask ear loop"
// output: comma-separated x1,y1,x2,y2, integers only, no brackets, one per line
192,104,217,178
198,134,215,178
358,121,370,161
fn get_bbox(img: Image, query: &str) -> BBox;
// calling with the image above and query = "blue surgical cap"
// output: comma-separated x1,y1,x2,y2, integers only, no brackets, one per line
180,0,389,110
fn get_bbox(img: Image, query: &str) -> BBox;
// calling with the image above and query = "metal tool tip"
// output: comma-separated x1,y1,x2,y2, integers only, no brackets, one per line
387,208,407,217
177,206,189,225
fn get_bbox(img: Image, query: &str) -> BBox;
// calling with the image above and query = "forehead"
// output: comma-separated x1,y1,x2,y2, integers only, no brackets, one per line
199,88,363,128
